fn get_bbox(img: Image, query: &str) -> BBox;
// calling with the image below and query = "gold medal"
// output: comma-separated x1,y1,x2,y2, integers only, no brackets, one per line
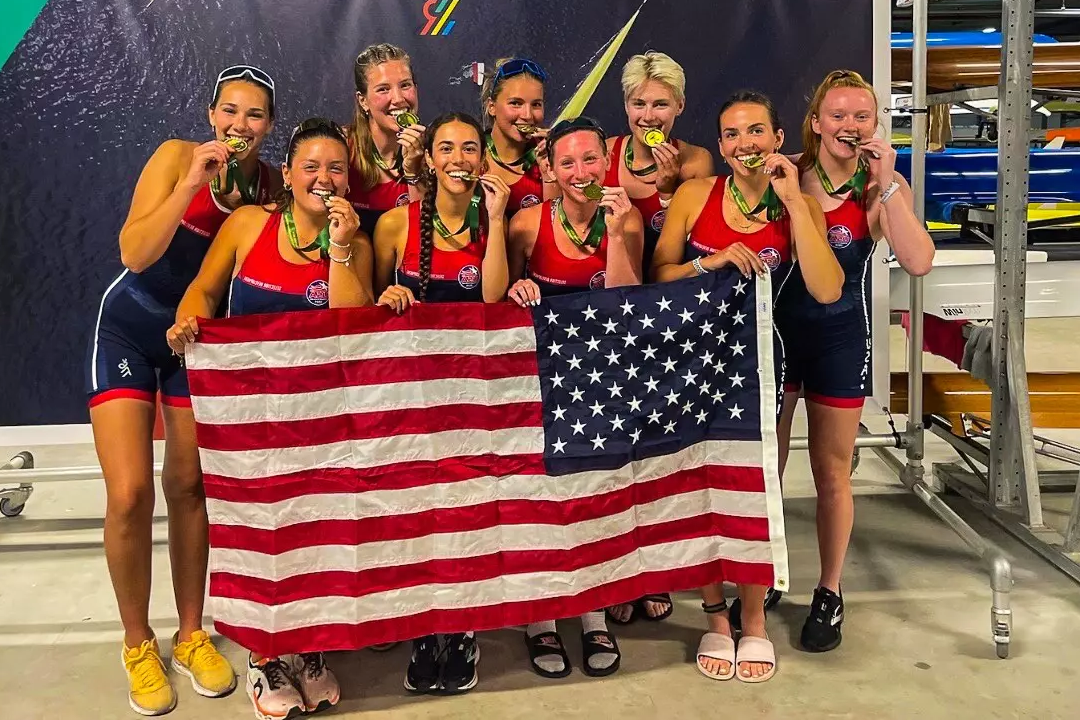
448,171,479,182
740,154,765,169
516,124,537,136
643,129,666,148
837,136,860,148
312,189,334,206
396,111,420,128
583,183,604,201
223,136,249,153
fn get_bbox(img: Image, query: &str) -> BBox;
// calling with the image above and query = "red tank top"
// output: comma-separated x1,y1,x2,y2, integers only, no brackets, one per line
823,196,872,248
235,212,330,294
686,177,793,272
345,164,410,212
603,135,670,234
180,162,271,238
527,200,608,293
507,163,544,218
397,201,488,302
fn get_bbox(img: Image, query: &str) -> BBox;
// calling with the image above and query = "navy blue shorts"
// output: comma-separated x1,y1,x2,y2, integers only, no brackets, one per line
778,309,871,409
85,273,190,408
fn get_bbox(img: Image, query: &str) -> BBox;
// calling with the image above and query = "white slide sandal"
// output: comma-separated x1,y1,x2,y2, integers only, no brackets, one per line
735,635,777,683
696,632,737,681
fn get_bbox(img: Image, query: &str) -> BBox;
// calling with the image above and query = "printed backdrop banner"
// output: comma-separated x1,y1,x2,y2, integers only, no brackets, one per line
0,0,870,425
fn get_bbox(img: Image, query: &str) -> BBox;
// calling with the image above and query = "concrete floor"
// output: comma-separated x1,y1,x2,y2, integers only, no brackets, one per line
2,320,1079,719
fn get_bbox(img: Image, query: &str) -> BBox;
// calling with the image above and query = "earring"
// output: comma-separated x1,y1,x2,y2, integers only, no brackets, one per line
284,182,292,191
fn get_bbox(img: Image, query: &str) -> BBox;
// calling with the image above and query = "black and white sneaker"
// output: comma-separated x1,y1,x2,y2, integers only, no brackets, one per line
440,633,480,694
800,586,844,652
404,635,441,693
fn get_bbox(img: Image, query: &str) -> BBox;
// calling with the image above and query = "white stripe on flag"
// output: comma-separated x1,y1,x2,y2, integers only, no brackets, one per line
209,486,768,580
210,536,766,630
189,327,537,371
198,427,546,479
206,438,766,529
194,376,542,425
753,272,790,591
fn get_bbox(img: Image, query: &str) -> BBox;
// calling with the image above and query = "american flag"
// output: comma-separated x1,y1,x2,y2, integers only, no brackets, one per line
186,270,789,656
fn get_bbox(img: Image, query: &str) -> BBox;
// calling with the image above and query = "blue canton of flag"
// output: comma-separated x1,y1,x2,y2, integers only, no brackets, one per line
534,270,775,476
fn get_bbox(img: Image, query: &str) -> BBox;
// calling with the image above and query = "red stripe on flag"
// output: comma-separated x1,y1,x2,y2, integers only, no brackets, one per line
201,455,761,503
188,351,539,397
195,401,543,451
195,302,534,345
208,466,768,552
210,513,764,604
213,560,776,656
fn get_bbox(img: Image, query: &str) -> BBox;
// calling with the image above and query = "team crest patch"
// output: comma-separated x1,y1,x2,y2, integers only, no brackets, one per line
520,194,541,209
305,279,330,307
589,271,606,290
458,264,481,290
395,192,410,207
758,247,782,271
651,209,666,232
827,224,853,249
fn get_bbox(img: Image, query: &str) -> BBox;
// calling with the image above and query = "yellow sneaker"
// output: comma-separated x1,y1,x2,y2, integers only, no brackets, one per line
171,630,237,698
122,639,177,716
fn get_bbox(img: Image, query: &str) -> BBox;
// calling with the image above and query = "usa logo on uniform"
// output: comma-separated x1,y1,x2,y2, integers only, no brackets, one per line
827,224,853,249
757,247,782,272
458,264,481,290
305,280,330,307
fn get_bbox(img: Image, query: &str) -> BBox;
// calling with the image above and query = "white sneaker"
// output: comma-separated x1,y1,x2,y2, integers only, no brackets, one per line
245,655,305,720
284,652,340,713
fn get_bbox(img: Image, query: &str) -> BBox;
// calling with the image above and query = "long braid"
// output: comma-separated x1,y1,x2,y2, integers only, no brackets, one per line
417,174,437,302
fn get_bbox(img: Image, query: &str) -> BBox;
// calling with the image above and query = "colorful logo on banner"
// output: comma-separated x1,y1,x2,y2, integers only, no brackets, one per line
420,0,459,36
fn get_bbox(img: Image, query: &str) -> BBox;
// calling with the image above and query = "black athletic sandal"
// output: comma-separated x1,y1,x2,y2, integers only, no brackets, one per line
580,630,621,678
638,593,674,622
524,631,572,679
729,587,784,632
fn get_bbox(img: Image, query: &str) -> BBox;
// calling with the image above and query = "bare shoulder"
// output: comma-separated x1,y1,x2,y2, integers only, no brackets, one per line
374,204,409,243
678,176,718,201
510,202,543,232
224,204,273,233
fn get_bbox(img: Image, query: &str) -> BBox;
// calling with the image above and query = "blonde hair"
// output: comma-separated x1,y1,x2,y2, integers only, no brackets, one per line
798,69,877,173
479,57,546,130
621,51,685,105
351,43,413,191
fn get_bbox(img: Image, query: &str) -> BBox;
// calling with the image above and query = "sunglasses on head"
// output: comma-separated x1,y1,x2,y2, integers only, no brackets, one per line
495,58,548,83
215,64,276,102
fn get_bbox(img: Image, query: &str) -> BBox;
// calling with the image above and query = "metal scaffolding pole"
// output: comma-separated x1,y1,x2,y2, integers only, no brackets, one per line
904,0,928,488
989,0,1044,527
